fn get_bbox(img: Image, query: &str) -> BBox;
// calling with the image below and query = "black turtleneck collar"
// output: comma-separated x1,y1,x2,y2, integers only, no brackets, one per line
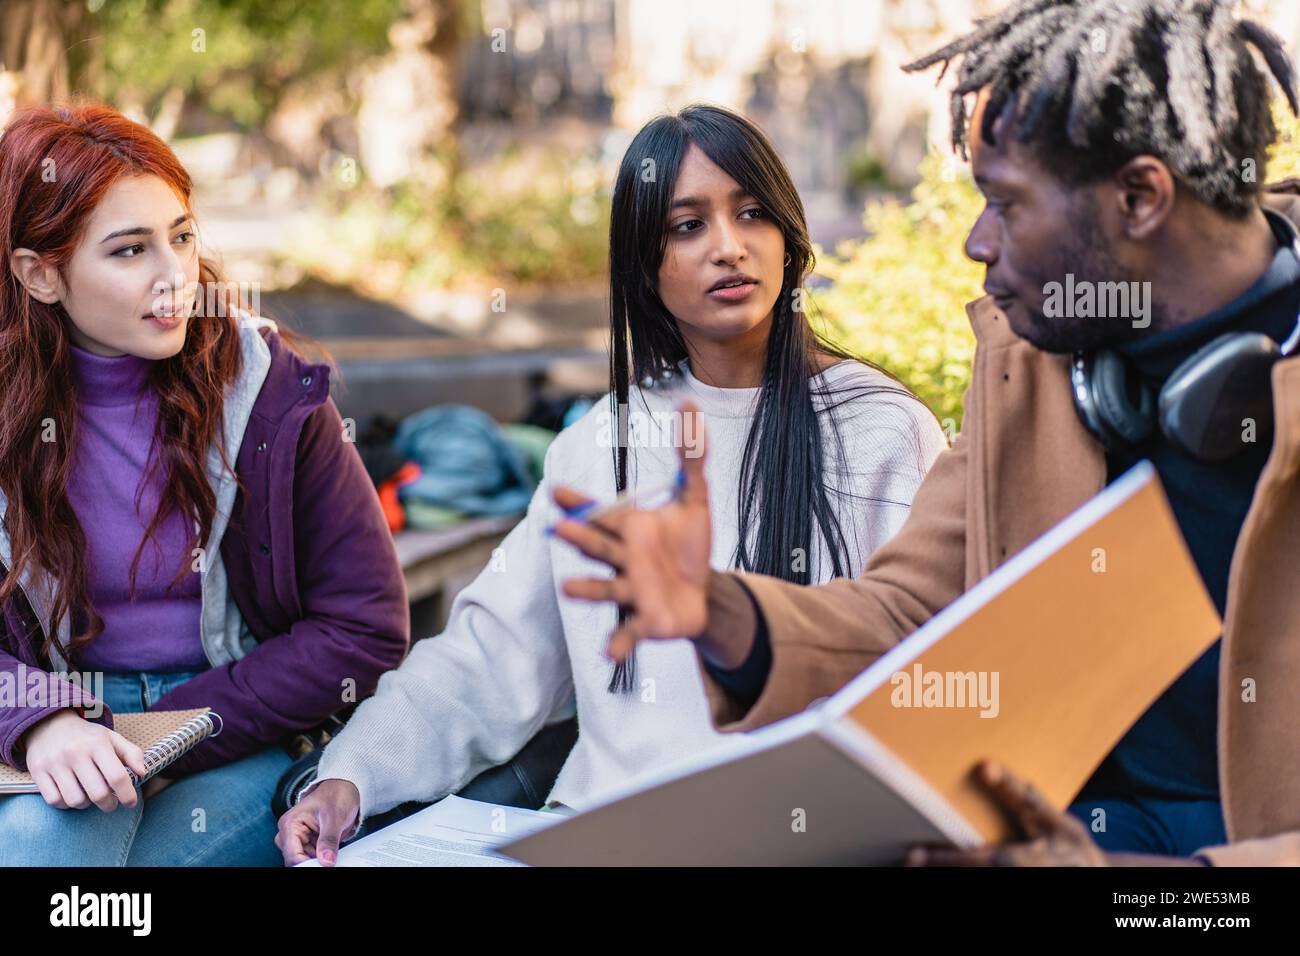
1117,208,1300,383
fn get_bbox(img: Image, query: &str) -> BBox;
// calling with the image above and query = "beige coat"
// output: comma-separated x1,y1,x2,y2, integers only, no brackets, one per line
699,185,1300,866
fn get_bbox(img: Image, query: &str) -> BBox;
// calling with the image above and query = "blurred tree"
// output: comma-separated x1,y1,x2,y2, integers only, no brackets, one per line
816,151,981,431
356,0,465,187
1,0,92,111
89,0,406,131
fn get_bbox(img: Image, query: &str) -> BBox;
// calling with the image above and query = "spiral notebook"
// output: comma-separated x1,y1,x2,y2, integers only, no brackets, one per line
0,708,221,794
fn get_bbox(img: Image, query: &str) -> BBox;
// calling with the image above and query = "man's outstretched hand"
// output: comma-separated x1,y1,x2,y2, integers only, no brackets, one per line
552,401,714,663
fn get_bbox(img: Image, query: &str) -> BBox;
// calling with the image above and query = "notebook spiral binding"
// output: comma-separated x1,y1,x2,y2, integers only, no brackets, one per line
133,711,223,785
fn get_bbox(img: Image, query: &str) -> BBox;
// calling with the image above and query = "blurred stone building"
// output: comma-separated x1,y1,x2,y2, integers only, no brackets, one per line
3,0,1299,246
451,0,1300,243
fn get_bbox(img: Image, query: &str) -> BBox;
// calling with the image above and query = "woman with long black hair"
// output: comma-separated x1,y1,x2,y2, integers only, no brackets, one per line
280,104,946,865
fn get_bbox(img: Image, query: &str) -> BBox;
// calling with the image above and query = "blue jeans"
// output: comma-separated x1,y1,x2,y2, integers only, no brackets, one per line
0,668,293,867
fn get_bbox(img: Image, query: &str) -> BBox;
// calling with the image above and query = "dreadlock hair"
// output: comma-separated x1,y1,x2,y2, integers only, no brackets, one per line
904,0,1299,218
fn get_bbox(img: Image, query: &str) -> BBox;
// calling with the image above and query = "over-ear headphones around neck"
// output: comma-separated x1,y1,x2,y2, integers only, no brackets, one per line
1071,215,1300,462
1071,314,1300,461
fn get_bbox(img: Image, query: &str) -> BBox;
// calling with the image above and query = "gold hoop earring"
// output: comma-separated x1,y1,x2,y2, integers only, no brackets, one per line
784,253,792,268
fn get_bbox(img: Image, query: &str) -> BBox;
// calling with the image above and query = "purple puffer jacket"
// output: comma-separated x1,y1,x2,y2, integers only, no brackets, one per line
0,325,410,777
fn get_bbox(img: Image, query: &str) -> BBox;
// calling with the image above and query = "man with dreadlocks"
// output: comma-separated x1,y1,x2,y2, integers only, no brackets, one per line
552,0,1300,865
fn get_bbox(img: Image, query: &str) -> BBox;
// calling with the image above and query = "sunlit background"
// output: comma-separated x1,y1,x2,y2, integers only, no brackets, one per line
4,2,1300,624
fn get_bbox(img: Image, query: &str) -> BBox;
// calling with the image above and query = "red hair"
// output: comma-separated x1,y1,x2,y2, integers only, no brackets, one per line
0,101,250,662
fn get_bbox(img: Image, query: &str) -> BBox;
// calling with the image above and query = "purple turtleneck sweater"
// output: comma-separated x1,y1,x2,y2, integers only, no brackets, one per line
68,345,207,673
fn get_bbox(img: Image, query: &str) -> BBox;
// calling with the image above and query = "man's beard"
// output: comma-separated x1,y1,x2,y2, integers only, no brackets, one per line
1010,204,1163,354
1010,294,1153,354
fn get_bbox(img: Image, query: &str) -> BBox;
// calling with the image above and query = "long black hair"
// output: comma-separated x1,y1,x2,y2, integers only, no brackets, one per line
605,104,936,693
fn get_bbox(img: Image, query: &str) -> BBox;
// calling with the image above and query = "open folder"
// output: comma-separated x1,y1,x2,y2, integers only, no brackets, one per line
501,461,1222,866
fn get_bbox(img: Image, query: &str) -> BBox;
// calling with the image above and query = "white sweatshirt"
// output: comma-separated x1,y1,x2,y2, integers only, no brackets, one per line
309,359,948,830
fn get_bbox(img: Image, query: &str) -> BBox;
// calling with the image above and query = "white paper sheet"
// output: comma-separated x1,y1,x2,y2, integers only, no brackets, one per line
295,795,560,867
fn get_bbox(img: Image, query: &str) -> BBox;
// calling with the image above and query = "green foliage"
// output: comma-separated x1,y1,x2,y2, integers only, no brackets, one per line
815,152,983,429
1266,99,1300,182
290,148,611,295
92,0,403,126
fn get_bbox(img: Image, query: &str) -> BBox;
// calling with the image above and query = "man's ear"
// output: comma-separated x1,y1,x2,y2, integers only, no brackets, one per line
1111,156,1176,241
8,249,63,305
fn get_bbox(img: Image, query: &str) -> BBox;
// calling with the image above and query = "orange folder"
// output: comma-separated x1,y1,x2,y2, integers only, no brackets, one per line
502,462,1222,865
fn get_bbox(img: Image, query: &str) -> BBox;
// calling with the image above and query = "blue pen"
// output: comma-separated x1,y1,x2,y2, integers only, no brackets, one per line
554,469,686,528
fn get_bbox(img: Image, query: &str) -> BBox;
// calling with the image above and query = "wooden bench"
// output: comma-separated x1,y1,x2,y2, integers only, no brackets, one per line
393,514,522,638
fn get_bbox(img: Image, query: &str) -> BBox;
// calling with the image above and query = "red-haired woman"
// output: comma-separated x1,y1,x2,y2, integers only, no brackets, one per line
0,102,409,866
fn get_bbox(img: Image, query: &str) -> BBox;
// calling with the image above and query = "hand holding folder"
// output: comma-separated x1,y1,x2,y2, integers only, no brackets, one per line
503,462,1222,865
